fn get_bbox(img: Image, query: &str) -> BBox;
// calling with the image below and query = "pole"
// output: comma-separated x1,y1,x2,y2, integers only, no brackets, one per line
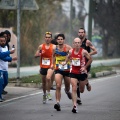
88,0,93,41
69,0,73,45
17,0,20,80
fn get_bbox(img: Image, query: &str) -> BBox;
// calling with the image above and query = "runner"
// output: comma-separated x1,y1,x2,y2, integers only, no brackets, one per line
54,33,72,111
77,28,97,105
64,37,92,113
35,32,56,104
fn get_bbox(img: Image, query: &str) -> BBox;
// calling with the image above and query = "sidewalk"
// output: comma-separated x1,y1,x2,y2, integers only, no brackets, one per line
8,58,120,78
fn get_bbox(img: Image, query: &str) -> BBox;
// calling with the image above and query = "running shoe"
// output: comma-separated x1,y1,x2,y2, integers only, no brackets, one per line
77,98,82,105
72,106,78,113
64,89,72,99
47,93,52,100
2,90,8,95
54,103,61,111
43,95,47,104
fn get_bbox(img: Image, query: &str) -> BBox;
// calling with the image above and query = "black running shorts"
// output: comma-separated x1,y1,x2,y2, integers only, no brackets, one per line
40,68,49,75
70,73,87,81
55,70,70,77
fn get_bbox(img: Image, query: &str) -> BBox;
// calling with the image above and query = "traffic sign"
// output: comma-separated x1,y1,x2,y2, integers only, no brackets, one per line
0,0,39,10
20,0,39,10
0,0,16,10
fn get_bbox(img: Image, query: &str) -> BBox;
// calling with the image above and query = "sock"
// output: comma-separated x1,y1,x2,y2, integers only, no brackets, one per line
86,82,89,86
57,101,60,104
77,83,80,98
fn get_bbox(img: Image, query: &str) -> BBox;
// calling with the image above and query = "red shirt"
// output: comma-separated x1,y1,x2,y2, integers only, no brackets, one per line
70,48,86,74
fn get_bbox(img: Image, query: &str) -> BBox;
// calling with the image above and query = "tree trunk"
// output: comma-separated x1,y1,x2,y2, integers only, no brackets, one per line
102,35,109,58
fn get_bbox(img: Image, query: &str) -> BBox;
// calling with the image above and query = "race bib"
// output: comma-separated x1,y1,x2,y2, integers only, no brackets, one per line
58,64,67,70
72,58,80,66
42,58,50,65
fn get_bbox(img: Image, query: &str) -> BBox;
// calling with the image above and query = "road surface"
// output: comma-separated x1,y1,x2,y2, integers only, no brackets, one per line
0,73,120,120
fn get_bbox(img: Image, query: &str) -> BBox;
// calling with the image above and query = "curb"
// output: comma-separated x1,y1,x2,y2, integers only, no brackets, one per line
18,83,42,88
8,82,42,88
8,70,117,88
88,70,116,78
94,70,116,78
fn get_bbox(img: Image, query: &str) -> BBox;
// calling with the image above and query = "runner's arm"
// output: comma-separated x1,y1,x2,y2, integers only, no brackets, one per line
84,50,92,69
87,40,97,56
51,45,56,69
63,49,72,65
34,45,42,58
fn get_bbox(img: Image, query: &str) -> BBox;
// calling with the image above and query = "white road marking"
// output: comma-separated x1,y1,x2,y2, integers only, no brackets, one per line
0,92,42,104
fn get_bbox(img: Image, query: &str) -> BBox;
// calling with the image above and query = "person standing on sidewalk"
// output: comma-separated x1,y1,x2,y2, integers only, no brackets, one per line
54,33,72,111
64,37,92,113
0,35,17,102
1,30,12,94
34,32,56,104
77,28,97,105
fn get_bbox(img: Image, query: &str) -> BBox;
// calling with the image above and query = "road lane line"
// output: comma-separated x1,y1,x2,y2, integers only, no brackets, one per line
0,91,42,105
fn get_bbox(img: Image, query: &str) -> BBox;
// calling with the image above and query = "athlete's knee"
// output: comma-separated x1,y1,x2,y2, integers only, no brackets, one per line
72,85,77,92
56,83,61,90
46,77,51,82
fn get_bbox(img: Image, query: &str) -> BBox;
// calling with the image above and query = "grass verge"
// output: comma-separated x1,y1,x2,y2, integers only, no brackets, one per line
9,64,120,83
9,74,41,84
90,66,112,78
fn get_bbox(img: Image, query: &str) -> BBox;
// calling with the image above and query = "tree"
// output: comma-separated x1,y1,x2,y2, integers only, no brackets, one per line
0,0,66,66
93,0,120,57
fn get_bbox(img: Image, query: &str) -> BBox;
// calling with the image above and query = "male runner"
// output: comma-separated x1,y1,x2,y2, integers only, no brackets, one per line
77,28,97,105
35,32,56,104
64,37,92,113
54,33,72,111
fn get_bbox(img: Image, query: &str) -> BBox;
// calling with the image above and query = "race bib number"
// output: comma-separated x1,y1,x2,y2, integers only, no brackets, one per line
58,64,67,70
72,58,80,66
42,58,50,65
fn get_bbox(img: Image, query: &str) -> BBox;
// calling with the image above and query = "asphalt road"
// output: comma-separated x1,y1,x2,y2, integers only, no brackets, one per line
0,74,120,120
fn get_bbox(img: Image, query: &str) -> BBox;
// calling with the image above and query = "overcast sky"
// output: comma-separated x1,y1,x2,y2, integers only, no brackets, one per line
61,0,80,18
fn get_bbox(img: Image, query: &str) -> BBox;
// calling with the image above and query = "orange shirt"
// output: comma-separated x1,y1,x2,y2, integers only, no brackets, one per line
40,43,53,68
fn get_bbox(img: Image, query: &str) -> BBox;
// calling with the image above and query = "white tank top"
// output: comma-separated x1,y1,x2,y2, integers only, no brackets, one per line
0,46,8,71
